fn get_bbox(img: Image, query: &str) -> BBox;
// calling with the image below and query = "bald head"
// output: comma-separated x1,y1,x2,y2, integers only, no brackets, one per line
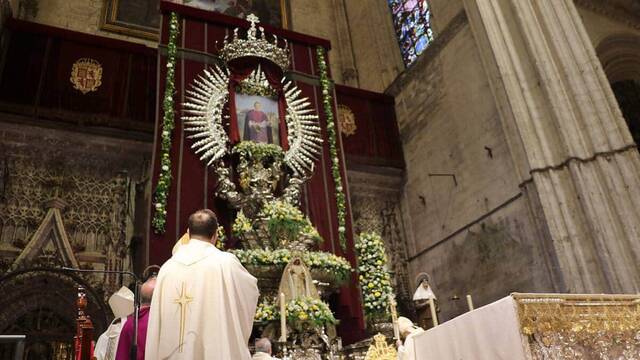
188,209,218,241
255,338,272,354
140,277,156,305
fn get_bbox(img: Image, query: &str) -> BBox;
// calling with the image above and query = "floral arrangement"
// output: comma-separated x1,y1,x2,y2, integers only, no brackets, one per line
355,232,394,323
216,226,226,250
258,200,322,245
316,46,347,250
254,298,278,322
232,141,284,163
287,297,337,328
231,210,253,238
152,12,180,233
230,249,352,284
253,296,337,329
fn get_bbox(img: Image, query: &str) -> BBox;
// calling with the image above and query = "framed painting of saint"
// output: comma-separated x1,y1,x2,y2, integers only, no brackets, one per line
235,93,280,145
102,0,160,40
182,0,289,28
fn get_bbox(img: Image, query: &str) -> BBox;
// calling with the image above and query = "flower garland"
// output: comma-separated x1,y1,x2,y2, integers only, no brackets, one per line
152,12,180,233
316,46,347,250
355,232,394,323
230,248,352,283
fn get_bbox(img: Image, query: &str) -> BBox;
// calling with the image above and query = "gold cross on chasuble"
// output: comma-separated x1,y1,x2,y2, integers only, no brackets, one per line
174,282,193,352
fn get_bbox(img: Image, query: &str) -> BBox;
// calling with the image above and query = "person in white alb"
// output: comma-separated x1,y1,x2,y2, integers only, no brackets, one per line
145,209,259,360
94,286,134,360
396,317,425,360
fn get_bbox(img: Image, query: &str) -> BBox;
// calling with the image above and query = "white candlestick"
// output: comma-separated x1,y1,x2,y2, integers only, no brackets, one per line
279,293,287,342
429,297,438,326
389,295,400,340
466,295,474,311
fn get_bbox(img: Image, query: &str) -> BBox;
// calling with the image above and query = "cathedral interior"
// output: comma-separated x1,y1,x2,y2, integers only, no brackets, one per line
0,0,639,358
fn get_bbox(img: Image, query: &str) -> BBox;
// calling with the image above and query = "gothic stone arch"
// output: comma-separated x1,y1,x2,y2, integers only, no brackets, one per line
597,33,640,144
0,268,109,356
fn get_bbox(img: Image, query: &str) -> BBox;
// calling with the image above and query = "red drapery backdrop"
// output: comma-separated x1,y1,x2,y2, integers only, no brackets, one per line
148,1,365,343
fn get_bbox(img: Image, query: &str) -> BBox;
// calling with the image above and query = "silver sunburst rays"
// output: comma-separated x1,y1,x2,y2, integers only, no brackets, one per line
182,65,322,177
282,79,322,176
183,65,230,166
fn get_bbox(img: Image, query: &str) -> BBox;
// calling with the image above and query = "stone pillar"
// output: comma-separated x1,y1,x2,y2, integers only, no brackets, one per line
330,0,359,87
463,0,640,293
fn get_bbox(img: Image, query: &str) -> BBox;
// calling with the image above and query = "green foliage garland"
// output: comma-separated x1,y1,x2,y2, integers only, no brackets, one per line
316,46,347,250
355,232,394,324
152,12,180,233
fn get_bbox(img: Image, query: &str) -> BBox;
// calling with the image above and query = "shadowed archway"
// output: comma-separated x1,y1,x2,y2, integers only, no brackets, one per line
0,268,109,359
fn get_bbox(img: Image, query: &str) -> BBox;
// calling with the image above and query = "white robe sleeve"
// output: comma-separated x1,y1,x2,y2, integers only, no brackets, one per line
225,253,260,343
397,336,417,360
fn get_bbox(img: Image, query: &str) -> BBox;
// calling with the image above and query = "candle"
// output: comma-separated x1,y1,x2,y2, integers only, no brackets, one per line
466,294,474,311
279,293,287,342
389,295,400,340
429,297,438,326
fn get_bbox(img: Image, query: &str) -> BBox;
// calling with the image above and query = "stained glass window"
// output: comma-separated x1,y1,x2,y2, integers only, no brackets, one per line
388,0,435,66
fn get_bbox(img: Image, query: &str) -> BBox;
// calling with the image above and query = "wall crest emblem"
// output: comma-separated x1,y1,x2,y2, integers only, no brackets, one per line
337,104,357,136
70,58,103,94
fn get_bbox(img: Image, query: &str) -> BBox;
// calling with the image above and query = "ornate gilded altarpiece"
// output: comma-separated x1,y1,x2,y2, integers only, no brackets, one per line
0,122,151,357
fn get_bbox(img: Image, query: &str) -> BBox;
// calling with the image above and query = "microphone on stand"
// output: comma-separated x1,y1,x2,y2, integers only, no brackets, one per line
61,267,142,360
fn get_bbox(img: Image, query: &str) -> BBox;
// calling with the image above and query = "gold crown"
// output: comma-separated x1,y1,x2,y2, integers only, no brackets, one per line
218,14,290,70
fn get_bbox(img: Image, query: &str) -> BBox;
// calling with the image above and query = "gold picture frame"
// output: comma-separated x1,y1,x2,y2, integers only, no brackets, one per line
101,0,160,40
181,0,290,29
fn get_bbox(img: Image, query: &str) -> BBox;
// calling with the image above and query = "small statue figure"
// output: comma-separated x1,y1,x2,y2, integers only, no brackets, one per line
278,257,319,301
412,273,437,329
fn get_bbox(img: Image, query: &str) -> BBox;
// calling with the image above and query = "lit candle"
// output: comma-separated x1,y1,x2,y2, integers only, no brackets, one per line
279,293,287,342
389,295,400,341
466,295,474,311
429,297,438,326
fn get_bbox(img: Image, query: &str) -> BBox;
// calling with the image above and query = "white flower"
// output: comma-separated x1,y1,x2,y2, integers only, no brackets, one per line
162,165,169,171
155,203,163,209
167,62,173,69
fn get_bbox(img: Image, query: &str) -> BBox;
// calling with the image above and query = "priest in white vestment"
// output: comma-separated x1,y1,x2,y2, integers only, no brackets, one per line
145,209,260,360
95,287,135,360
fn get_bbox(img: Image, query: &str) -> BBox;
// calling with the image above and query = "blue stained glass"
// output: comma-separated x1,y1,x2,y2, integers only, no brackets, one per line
388,0,434,65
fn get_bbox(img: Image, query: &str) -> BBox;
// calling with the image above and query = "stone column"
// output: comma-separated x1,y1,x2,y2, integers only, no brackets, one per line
463,0,640,293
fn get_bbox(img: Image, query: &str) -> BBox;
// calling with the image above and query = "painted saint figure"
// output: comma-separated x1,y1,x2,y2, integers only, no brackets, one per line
243,101,274,144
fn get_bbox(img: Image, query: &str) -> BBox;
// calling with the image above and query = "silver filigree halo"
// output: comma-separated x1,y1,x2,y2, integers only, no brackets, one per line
183,15,322,178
